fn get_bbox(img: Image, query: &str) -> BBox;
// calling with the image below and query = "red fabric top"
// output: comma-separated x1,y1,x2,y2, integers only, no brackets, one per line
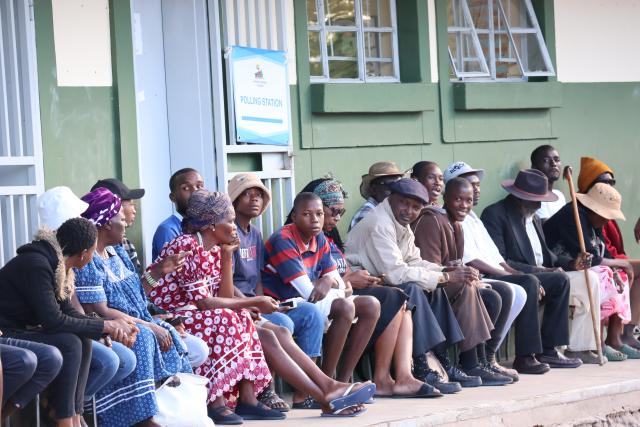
602,219,627,259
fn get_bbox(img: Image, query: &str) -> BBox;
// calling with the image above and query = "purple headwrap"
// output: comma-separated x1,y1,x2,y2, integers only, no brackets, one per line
81,187,122,227
182,189,234,234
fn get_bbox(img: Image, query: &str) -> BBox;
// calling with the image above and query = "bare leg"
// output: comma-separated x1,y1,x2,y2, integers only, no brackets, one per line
371,308,403,396
336,296,380,382
623,262,640,347
392,311,426,395
605,315,625,349
322,299,356,378
56,418,76,427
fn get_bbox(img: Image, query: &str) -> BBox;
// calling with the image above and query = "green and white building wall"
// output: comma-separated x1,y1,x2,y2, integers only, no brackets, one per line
1,0,639,265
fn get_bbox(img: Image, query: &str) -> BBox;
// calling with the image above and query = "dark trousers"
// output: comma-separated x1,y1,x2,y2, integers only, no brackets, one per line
488,272,570,356
482,281,515,356
0,338,62,409
2,331,92,419
460,287,501,369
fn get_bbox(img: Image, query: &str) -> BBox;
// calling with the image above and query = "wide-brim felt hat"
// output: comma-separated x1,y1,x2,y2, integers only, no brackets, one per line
576,183,625,221
360,161,405,199
227,172,271,215
502,169,558,202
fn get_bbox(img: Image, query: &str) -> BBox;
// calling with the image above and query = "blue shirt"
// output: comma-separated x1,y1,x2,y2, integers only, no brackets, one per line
152,214,182,260
232,222,265,297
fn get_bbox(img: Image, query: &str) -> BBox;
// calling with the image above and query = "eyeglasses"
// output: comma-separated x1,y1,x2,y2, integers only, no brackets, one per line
326,206,346,218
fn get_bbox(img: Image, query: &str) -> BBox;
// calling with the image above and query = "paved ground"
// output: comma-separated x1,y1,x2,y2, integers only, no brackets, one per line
244,359,640,427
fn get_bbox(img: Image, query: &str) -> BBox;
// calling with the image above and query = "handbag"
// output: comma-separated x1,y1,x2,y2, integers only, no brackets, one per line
155,373,214,427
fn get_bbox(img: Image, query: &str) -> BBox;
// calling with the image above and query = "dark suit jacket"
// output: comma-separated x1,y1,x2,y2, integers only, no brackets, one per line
480,195,572,273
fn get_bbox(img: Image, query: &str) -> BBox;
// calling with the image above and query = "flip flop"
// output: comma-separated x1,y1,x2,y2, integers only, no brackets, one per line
603,345,627,362
320,405,367,418
235,402,286,420
391,383,443,399
328,382,376,411
620,344,640,359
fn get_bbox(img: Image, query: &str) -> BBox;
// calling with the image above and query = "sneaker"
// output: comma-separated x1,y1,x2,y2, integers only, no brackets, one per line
463,365,512,386
422,369,462,394
483,359,519,382
443,364,482,388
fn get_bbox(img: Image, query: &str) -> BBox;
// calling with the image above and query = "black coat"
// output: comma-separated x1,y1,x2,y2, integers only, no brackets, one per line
0,232,104,339
480,196,573,273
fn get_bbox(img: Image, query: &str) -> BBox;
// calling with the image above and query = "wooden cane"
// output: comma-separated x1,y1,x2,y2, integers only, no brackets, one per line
563,166,605,365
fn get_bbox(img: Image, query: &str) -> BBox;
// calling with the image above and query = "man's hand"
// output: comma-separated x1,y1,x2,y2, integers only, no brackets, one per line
446,266,480,285
309,276,334,302
570,252,593,271
345,270,382,289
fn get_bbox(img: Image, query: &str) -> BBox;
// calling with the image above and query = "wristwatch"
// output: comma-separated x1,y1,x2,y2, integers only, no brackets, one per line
438,272,450,284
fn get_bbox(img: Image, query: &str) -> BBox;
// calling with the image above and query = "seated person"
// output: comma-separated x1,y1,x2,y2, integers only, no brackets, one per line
413,178,513,386
410,161,444,207
150,189,376,420
530,145,566,221
263,193,380,387
75,188,192,427
0,218,133,427
578,156,640,350
349,161,403,231
481,169,584,371
345,178,482,391
228,173,324,411
152,168,204,260
544,183,639,361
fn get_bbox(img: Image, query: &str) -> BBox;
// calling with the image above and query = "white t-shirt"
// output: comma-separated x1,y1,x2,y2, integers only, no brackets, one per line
525,216,544,266
536,189,566,220
461,210,506,270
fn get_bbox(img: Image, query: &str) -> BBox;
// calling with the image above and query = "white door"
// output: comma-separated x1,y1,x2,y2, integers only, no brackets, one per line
0,0,45,266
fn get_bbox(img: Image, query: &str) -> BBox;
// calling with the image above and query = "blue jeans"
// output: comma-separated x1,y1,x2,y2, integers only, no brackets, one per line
0,337,63,408
263,301,323,357
85,341,137,399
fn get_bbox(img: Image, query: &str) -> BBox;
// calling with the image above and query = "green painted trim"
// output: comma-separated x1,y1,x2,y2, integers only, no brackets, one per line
397,0,430,82
453,82,562,110
311,83,437,113
293,0,314,148
436,0,559,143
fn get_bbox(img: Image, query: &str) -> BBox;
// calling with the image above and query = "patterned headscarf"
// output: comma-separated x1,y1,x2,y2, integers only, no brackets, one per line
313,178,345,207
81,188,122,228
182,189,234,234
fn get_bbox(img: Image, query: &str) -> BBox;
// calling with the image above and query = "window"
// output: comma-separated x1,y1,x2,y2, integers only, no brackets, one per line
307,0,399,82
448,0,555,81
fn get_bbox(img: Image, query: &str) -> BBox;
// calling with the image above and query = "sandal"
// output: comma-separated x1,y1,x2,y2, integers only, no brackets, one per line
258,388,290,412
207,406,243,425
620,344,640,359
321,405,367,418
235,402,286,420
603,345,627,362
291,396,321,410
327,382,376,412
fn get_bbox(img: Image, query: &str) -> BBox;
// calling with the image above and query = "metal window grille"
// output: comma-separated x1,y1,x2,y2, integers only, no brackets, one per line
448,0,555,81
0,0,44,267
308,0,400,83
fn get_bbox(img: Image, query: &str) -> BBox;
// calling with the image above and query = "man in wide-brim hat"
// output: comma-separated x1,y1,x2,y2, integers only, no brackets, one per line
349,161,405,231
481,169,584,373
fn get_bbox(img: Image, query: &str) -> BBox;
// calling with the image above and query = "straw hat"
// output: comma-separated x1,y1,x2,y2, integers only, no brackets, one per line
501,169,558,202
359,161,405,199
576,183,625,221
227,173,271,215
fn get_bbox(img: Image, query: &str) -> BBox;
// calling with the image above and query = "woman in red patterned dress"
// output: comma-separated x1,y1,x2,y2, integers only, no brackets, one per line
149,190,375,422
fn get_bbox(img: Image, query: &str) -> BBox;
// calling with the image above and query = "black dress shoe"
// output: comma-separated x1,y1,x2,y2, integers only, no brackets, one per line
512,355,550,375
537,351,583,368
444,364,482,387
422,369,462,394
463,365,512,386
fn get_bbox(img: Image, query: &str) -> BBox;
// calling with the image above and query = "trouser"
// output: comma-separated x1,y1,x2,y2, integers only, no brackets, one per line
264,301,324,358
182,333,209,368
565,270,601,352
460,287,501,369
482,280,527,355
2,331,92,419
0,338,62,408
488,272,570,356
85,341,137,399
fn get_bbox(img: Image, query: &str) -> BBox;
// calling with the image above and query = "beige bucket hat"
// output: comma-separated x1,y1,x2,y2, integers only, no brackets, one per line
359,161,405,199
576,182,625,221
227,173,271,215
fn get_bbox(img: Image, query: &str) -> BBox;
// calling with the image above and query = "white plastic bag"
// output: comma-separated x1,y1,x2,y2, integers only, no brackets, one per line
155,373,215,427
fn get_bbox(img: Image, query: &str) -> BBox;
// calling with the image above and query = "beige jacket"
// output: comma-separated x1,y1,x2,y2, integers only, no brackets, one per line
345,198,444,291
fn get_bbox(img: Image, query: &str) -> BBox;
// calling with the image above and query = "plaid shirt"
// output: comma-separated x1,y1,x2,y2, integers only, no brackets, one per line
348,197,379,231
121,237,142,275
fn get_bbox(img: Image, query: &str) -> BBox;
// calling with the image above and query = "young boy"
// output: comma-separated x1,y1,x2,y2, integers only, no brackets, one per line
228,174,325,409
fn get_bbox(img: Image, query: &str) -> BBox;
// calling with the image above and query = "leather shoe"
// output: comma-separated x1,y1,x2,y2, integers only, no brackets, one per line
482,360,519,382
537,351,583,368
463,365,512,386
512,355,550,374
422,369,462,394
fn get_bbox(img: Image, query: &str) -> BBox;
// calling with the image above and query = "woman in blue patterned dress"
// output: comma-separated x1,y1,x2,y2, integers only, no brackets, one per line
75,188,191,427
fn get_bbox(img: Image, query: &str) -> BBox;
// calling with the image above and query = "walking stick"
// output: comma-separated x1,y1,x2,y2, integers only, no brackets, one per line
563,166,605,365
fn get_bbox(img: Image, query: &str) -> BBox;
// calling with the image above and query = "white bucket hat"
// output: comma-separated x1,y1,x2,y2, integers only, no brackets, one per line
444,161,485,183
38,186,89,230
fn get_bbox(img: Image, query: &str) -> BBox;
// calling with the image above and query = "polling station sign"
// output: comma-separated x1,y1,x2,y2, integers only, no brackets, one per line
230,46,290,146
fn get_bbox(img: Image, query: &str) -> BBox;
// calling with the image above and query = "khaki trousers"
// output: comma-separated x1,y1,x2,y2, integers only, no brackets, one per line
566,270,601,352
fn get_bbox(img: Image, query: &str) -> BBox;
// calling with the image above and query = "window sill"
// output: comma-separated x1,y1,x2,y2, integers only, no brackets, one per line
452,81,562,110
310,83,437,113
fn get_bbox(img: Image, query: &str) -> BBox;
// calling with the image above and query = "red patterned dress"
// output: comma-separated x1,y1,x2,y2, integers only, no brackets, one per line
149,234,271,405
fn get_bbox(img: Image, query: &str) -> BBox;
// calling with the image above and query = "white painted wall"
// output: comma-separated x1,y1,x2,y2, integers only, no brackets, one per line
555,0,640,83
428,0,439,83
